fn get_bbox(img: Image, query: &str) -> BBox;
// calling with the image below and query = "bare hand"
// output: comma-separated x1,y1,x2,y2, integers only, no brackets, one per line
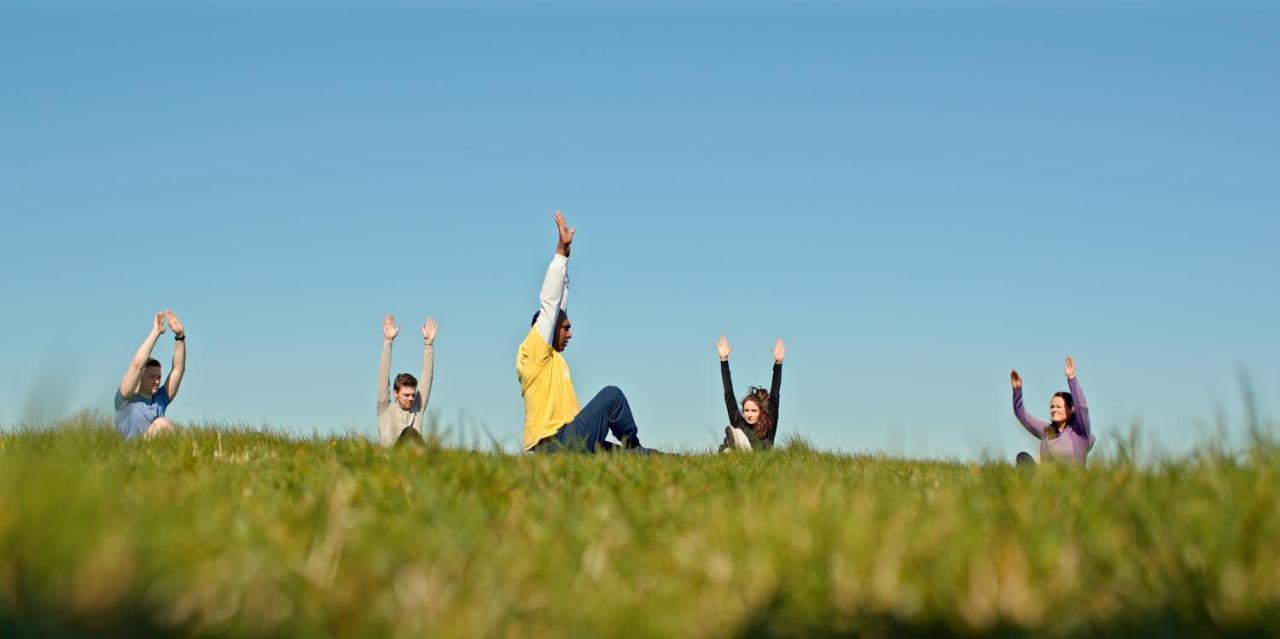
165,310,185,337
773,339,786,364
1065,356,1076,379
153,311,167,335
383,314,399,341
422,317,438,345
1010,369,1023,390
554,210,575,256
717,335,731,361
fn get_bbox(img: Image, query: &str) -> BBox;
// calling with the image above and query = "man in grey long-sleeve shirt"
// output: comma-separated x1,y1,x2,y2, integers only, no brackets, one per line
377,313,437,447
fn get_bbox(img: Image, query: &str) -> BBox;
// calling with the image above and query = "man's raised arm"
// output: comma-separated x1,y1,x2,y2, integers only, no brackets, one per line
378,313,398,410
164,310,187,401
417,317,437,416
119,311,166,398
534,210,575,345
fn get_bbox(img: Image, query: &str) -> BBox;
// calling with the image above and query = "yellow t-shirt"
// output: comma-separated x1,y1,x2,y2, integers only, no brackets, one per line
516,325,580,450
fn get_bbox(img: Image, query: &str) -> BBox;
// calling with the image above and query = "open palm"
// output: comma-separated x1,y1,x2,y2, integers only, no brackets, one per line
422,317,438,344
166,310,185,336
383,314,399,341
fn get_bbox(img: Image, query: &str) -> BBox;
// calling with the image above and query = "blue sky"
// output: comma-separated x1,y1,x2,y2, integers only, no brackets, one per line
2,1,1277,458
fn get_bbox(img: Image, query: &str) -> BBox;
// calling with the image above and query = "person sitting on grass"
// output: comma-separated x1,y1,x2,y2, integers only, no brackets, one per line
517,210,657,454
716,335,785,451
1010,356,1095,465
377,313,437,448
115,310,185,440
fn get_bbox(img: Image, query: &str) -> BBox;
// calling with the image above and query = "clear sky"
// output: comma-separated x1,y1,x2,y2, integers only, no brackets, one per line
2,1,1277,458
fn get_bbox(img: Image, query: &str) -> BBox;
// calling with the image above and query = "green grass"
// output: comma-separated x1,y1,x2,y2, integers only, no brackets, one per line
2,413,1278,638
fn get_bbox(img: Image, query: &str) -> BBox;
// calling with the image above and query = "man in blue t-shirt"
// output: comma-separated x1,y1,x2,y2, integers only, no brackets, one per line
115,310,187,439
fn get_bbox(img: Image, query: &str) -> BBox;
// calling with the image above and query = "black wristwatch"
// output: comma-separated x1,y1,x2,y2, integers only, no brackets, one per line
175,334,186,341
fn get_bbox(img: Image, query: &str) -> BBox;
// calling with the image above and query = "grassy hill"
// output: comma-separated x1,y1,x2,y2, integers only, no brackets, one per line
1,414,1277,638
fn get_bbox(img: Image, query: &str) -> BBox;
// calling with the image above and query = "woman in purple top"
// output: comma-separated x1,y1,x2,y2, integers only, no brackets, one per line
1010,356,1095,465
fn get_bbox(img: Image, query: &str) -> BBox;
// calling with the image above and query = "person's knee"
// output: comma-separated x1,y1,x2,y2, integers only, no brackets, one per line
601,385,625,402
396,426,425,448
145,417,175,439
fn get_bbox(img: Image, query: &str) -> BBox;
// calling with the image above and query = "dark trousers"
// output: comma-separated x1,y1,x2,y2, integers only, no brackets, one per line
1016,452,1037,466
534,386,647,454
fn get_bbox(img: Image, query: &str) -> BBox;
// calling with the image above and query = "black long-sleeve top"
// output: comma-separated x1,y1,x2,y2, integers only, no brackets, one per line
720,360,782,450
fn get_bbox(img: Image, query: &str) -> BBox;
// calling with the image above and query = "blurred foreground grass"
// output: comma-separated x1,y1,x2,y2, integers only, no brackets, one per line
1,413,1278,638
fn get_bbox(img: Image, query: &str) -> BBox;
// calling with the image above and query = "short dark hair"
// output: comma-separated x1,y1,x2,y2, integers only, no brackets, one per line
393,373,418,391
144,358,162,369
531,310,570,349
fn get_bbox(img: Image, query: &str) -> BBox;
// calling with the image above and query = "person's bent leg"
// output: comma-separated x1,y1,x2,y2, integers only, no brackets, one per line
589,385,643,449
1015,451,1036,467
555,386,642,453
145,417,175,439
396,426,425,448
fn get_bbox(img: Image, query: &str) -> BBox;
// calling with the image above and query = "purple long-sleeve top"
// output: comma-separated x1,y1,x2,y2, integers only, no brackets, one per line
1012,376,1095,464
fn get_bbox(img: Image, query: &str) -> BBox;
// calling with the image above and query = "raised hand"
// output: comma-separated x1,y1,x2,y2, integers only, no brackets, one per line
1065,356,1076,379
422,317,438,345
773,339,786,364
717,335,732,361
1010,369,1023,390
383,313,400,341
554,210,576,256
165,310,185,337
153,311,167,335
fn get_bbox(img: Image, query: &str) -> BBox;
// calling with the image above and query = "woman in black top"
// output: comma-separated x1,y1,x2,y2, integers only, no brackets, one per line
717,335,785,451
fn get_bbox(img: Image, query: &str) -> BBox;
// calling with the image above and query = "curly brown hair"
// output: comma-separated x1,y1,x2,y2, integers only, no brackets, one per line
742,386,774,441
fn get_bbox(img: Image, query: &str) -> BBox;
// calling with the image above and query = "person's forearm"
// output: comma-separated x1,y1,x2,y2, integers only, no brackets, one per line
1067,375,1087,410
721,360,741,422
166,335,188,400
1012,388,1048,438
1067,375,1090,434
769,362,782,428
417,342,435,414
377,340,393,405
534,254,569,343
132,329,162,367
120,328,163,395
171,335,186,373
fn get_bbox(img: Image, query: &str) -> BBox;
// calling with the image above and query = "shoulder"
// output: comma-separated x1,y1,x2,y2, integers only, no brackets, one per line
518,326,551,357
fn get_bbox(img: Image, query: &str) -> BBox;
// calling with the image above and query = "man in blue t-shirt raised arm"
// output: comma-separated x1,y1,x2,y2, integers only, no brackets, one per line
115,310,187,440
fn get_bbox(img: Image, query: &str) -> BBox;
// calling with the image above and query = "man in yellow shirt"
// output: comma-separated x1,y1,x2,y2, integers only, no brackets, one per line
516,210,654,454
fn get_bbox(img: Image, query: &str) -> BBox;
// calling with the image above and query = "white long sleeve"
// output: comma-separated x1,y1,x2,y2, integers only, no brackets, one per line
534,253,569,345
